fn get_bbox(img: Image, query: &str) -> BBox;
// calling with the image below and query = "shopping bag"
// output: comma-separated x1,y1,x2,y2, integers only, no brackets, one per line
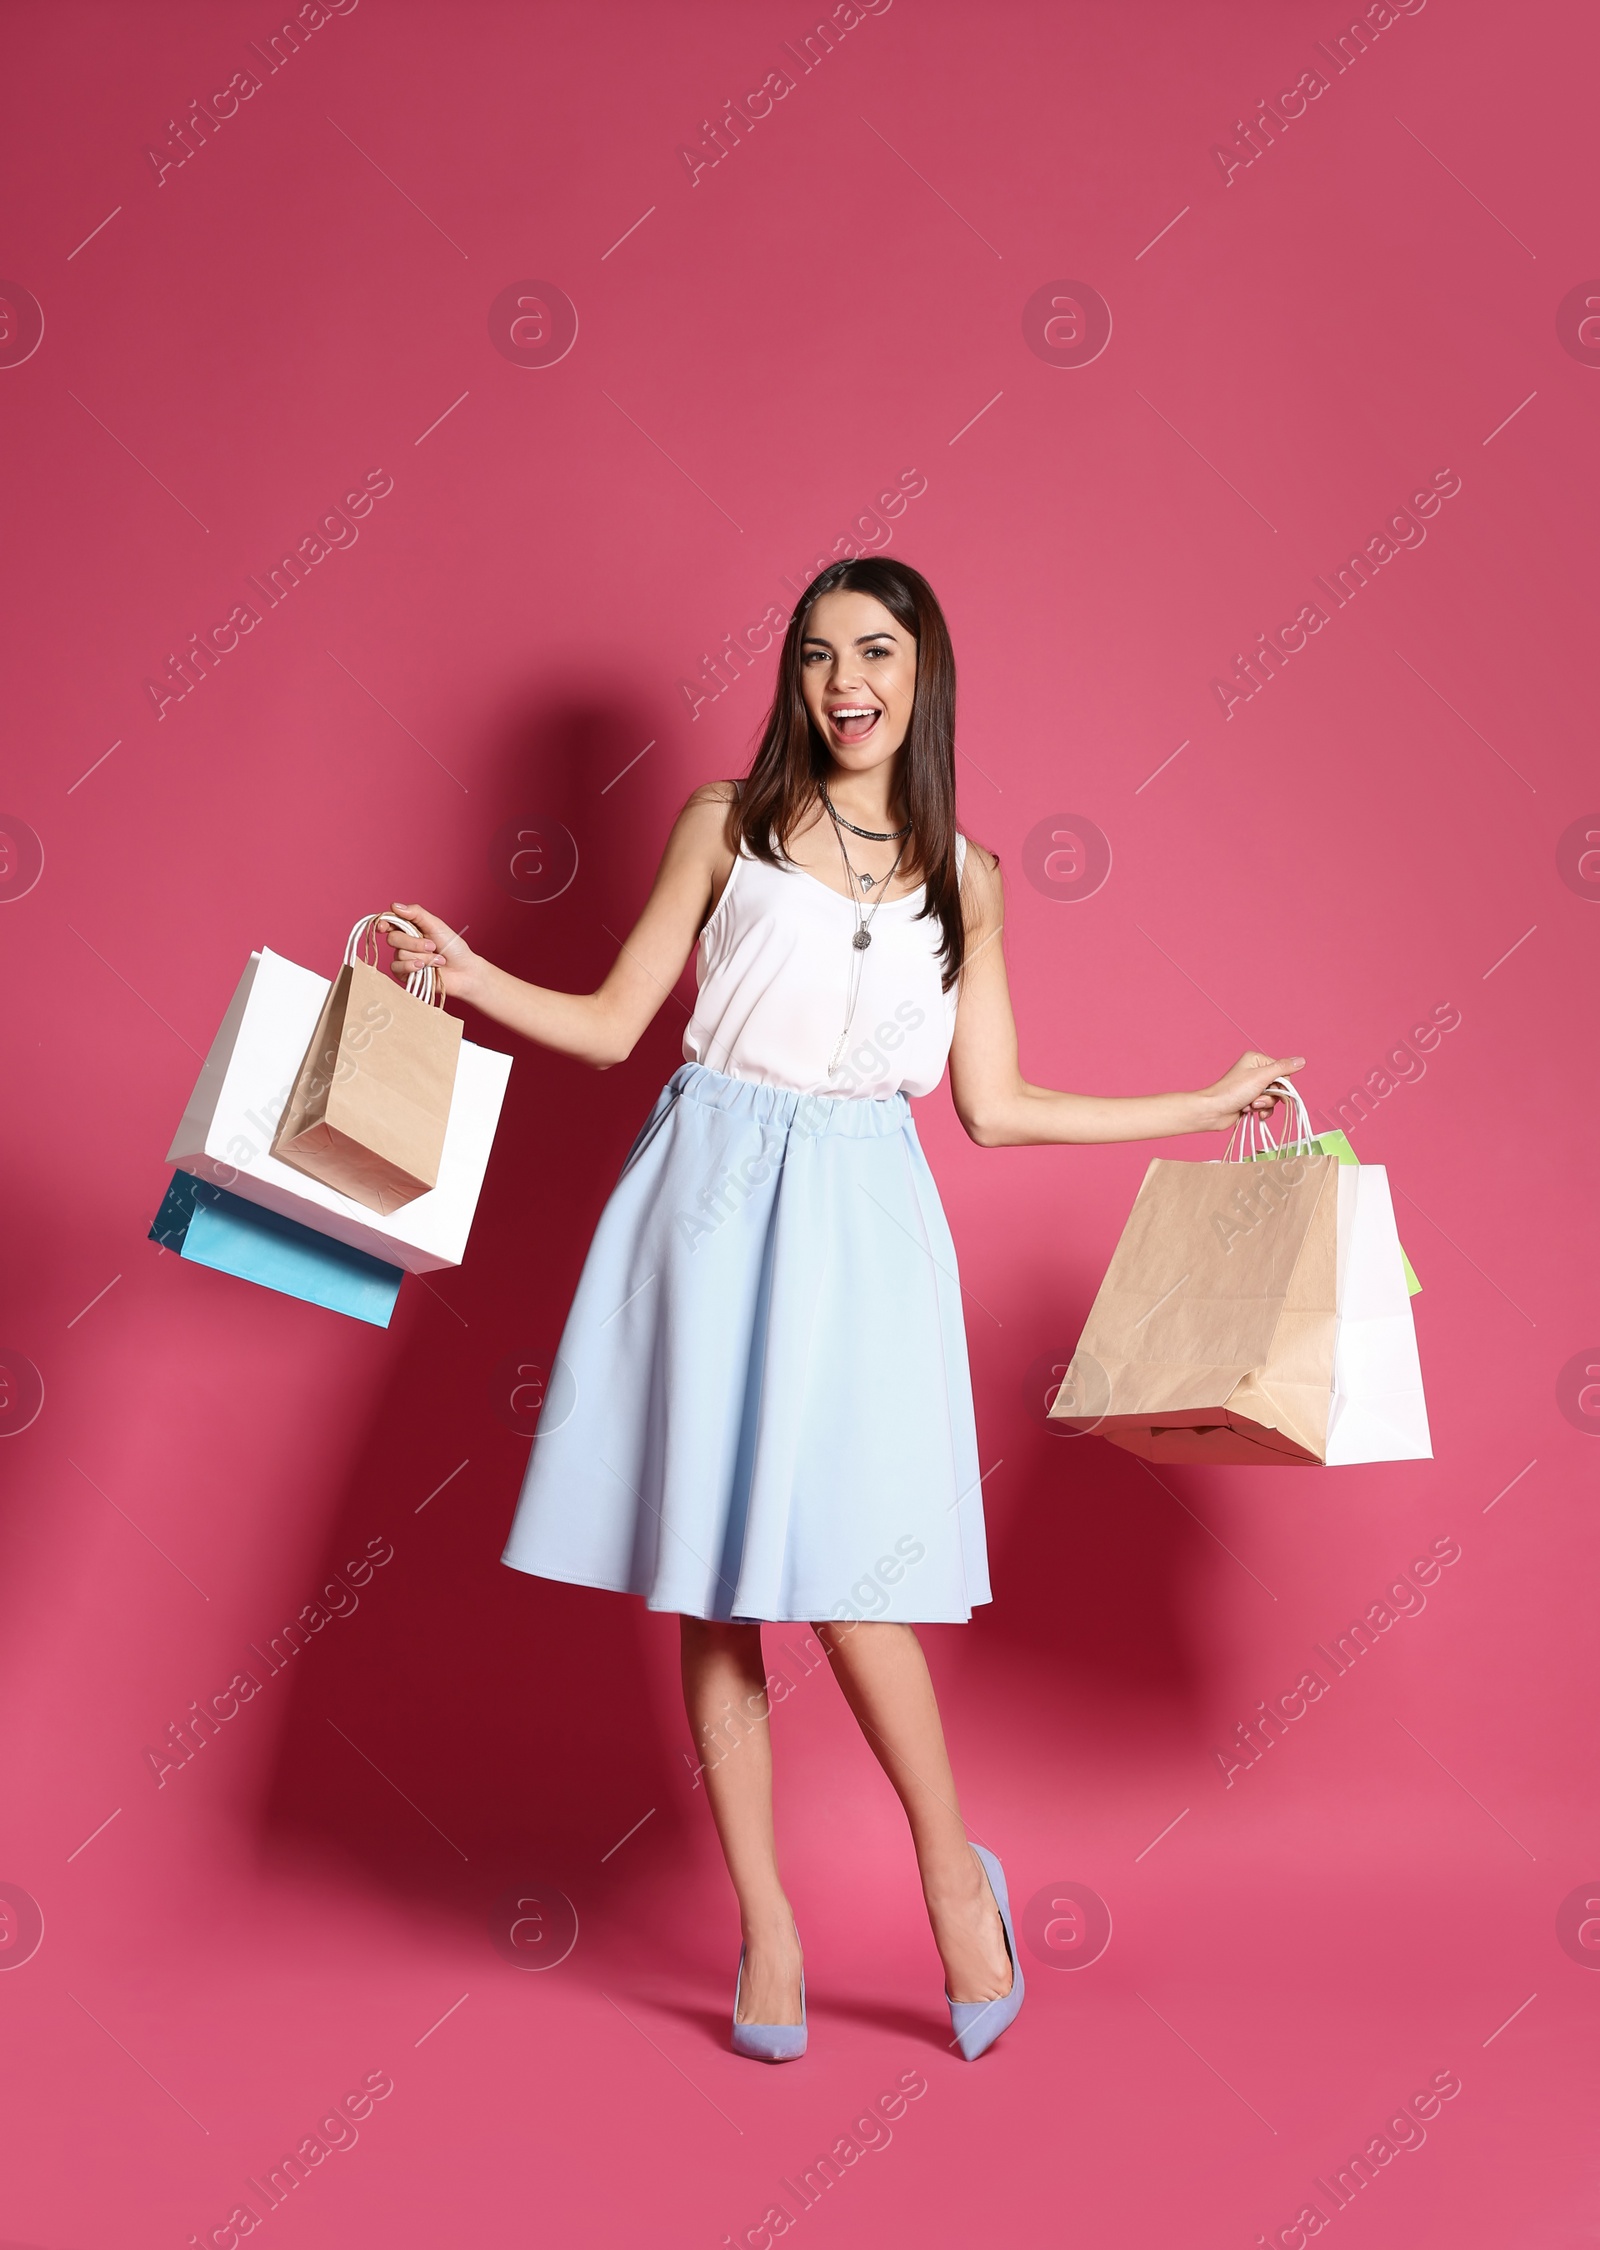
1322,1163,1433,1463
270,915,462,1214
150,1171,404,1327
166,934,510,1274
1048,1091,1340,1464
1243,1088,1430,1462
1252,1122,1419,1293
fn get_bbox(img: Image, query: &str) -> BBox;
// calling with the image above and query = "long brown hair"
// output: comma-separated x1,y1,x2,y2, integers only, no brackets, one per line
731,556,970,991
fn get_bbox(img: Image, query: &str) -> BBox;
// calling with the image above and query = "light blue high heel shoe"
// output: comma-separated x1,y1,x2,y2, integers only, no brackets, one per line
947,1842,1025,2061
731,1939,807,2063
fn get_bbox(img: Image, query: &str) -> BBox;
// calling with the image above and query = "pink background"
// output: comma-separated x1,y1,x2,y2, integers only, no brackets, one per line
2,2,1596,2244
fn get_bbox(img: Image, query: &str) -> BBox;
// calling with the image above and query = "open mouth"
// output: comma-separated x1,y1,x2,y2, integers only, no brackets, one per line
826,705,882,743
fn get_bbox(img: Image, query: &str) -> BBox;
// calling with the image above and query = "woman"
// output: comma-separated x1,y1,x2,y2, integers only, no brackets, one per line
383,556,1301,2065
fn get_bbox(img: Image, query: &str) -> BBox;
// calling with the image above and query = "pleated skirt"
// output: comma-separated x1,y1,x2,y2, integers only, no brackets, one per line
501,1062,991,1623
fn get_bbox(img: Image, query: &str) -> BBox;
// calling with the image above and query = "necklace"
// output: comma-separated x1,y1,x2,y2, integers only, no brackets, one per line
822,792,907,892
822,785,911,846
842,831,908,939
825,817,909,1075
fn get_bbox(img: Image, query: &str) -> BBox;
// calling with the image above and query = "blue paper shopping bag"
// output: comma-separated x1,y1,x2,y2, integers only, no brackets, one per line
150,1172,403,1327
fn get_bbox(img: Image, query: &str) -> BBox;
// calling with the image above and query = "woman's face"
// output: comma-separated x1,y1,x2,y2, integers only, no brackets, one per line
798,589,917,781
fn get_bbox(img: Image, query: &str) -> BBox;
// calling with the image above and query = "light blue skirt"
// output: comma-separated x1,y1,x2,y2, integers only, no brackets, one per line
501,1063,991,1623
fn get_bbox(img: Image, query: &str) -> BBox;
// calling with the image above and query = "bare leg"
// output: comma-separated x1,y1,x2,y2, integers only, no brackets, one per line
679,1617,803,2024
815,1619,1012,2005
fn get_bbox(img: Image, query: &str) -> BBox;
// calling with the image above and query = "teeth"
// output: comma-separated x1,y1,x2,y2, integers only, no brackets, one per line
831,708,877,721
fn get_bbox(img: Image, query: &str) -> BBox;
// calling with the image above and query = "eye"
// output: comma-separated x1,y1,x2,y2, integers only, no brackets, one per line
864,644,892,659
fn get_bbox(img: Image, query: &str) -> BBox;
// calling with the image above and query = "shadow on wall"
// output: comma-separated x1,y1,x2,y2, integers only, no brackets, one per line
252,691,709,1952
954,1251,1222,1729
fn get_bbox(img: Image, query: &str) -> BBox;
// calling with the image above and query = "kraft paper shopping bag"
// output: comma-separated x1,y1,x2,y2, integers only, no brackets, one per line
1049,1134,1341,1465
271,915,462,1215
166,936,510,1274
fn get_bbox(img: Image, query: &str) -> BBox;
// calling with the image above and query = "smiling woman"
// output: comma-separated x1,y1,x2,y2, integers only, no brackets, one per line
381,551,1301,2067
734,558,966,997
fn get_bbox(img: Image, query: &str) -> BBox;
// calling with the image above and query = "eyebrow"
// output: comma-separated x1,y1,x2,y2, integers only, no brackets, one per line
801,631,898,647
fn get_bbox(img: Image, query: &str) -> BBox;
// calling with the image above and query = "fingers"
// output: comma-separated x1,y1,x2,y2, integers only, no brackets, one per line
379,905,445,979
1260,1059,1306,1107
380,903,455,960
1241,1056,1308,1116
1237,1057,1306,1103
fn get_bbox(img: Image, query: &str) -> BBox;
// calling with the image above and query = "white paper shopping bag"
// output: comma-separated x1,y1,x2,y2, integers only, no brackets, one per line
1325,1162,1433,1465
1240,1077,1432,1466
167,948,511,1274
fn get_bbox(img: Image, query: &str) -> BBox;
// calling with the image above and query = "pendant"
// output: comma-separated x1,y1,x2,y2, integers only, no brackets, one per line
852,929,872,951
859,872,876,892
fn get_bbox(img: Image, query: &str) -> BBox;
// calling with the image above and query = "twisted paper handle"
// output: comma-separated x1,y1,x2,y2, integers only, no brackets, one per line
344,913,445,1008
1223,1076,1313,1163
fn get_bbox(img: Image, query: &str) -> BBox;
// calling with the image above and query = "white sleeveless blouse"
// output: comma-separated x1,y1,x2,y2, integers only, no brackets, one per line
683,834,966,1099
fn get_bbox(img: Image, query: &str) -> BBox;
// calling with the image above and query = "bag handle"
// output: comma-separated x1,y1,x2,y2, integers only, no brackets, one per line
1223,1105,1268,1163
1224,1075,1314,1162
1256,1076,1315,1154
344,912,444,1008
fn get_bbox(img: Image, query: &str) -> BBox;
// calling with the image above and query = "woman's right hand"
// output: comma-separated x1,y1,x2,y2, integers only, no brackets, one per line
378,903,483,1005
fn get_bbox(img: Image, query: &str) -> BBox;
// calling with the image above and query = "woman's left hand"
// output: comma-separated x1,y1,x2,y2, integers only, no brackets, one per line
1197,1051,1308,1135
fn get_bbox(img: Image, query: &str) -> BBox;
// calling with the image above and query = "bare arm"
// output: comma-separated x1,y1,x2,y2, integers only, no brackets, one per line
381,785,736,1069
947,849,1305,1146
